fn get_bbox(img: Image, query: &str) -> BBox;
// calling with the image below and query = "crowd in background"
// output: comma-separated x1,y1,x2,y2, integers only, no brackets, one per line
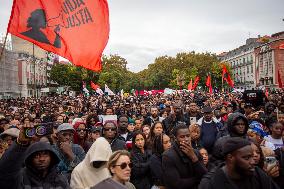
0,90,284,189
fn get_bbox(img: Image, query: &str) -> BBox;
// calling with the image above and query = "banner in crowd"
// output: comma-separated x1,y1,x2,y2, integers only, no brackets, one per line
138,90,165,96
8,0,110,72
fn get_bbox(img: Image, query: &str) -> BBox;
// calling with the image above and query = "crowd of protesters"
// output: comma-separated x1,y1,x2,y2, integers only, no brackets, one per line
0,89,284,189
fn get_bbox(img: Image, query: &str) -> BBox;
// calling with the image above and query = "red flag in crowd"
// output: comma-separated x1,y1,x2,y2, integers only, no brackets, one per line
192,76,200,90
279,43,284,50
222,65,234,88
188,79,193,90
90,81,100,90
206,75,213,94
265,88,269,98
278,70,283,88
7,0,109,72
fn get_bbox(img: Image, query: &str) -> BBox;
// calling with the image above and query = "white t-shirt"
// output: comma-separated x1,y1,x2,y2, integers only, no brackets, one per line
264,135,284,150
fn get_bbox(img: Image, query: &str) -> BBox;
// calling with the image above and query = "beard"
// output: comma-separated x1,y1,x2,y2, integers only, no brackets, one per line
151,114,158,118
234,162,254,177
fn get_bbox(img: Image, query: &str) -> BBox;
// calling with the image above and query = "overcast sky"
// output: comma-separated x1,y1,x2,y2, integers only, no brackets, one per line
1,0,284,72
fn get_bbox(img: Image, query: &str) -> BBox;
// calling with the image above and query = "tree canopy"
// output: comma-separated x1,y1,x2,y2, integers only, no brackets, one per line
50,52,232,92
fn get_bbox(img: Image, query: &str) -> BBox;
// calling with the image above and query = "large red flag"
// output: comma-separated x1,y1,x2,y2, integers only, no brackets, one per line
206,75,213,94
8,0,109,72
192,76,200,90
222,65,234,88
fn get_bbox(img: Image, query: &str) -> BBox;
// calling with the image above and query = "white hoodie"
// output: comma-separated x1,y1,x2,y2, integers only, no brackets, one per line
70,137,112,189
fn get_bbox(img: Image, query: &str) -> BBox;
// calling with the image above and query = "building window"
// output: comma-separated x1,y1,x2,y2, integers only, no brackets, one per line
251,65,253,73
247,66,249,74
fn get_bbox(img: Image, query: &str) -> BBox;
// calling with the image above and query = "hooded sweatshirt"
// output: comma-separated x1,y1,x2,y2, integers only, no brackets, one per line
212,113,249,162
70,137,112,189
0,141,69,189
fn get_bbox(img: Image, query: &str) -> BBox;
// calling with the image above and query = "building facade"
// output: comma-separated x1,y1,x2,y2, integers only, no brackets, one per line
17,52,48,97
12,36,58,97
254,37,284,89
219,38,261,89
0,46,19,99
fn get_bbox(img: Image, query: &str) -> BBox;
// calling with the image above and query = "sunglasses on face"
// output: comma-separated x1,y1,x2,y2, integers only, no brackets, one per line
114,162,133,169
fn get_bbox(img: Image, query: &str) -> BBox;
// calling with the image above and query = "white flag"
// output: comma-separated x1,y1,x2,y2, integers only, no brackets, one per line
96,88,104,95
105,84,115,95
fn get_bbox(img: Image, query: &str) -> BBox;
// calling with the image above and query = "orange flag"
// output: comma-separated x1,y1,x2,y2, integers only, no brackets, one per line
8,0,109,72
188,79,193,91
90,81,99,90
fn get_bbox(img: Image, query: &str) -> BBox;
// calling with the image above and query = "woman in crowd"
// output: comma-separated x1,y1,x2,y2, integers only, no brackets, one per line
91,150,136,189
127,122,135,133
73,122,92,152
131,132,152,189
56,114,65,124
150,134,171,189
21,115,34,125
142,125,151,139
199,147,215,171
86,113,100,130
147,122,164,149
264,121,284,150
251,141,282,188
189,123,202,149
251,141,265,169
160,109,168,121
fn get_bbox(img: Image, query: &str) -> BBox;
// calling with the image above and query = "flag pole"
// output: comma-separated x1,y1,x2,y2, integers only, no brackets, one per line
0,31,9,62
222,75,224,92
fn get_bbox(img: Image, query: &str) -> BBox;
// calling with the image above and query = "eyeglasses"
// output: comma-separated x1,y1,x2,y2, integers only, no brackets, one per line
114,162,133,169
104,128,116,132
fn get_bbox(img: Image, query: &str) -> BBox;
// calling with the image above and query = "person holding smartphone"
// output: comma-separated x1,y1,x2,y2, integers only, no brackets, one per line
0,123,70,189
162,123,207,189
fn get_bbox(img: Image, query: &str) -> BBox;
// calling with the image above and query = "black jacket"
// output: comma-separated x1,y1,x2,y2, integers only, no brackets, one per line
162,114,186,136
0,141,69,189
149,153,163,186
211,113,249,164
117,132,133,143
130,147,152,189
162,142,207,189
110,138,126,152
199,166,279,189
